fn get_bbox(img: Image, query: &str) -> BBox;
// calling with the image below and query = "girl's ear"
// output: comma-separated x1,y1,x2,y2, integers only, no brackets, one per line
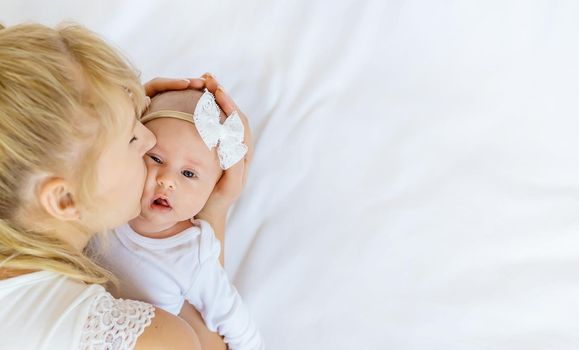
37,177,81,221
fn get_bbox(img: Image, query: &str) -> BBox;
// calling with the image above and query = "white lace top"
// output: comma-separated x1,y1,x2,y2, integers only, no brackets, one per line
0,271,155,350
80,292,155,350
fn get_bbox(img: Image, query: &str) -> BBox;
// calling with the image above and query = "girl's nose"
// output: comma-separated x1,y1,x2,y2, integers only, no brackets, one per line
142,126,156,154
136,121,156,155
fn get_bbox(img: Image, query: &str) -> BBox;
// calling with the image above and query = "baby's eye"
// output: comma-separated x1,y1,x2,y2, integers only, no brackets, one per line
182,170,197,179
129,136,138,144
148,155,162,164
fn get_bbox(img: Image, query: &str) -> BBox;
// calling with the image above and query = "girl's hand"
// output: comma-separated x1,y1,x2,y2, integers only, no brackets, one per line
195,74,253,266
200,73,254,212
143,77,206,97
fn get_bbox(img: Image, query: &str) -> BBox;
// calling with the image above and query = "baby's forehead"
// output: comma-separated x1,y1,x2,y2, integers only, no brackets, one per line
146,89,226,122
146,117,221,169
143,89,225,172
147,89,202,115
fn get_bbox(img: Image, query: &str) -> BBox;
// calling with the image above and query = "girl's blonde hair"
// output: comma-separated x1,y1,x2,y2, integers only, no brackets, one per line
0,23,148,284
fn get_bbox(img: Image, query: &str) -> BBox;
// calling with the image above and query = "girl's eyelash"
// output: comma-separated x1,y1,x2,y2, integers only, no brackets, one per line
129,136,138,143
148,154,162,163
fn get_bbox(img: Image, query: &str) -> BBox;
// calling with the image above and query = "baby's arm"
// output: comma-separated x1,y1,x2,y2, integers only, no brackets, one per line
186,222,264,350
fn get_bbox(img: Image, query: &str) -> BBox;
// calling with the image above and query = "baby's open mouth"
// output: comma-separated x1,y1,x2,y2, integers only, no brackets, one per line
151,195,172,210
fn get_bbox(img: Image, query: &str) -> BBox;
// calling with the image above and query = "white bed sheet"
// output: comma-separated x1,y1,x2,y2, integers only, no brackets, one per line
2,1,579,349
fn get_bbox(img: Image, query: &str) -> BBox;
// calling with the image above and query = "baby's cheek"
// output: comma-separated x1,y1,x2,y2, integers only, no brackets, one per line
180,197,205,219
184,184,214,216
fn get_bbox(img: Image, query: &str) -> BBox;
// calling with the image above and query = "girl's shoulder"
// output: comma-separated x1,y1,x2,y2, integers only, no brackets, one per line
0,271,155,350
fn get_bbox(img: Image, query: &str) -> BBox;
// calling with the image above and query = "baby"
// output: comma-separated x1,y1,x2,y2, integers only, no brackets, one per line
96,89,263,350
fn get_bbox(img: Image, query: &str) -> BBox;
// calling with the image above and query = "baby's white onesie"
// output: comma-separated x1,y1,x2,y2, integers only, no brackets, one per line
97,219,264,350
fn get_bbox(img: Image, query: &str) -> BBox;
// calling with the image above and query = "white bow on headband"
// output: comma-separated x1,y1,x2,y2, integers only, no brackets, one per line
194,89,248,170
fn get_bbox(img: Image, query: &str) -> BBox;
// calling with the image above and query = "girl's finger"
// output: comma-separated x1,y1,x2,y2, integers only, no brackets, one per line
214,88,236,116
202,73,220,93
187,78,206,90
144,77,190,97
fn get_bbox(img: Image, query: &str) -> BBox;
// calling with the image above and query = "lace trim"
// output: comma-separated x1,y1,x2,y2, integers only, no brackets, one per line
79,292,155,350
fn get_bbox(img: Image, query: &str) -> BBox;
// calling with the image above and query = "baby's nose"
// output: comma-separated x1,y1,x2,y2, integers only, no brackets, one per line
157,177,176,190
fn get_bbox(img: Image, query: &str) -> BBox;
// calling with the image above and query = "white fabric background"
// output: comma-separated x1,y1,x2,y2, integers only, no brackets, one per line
2,1,579,349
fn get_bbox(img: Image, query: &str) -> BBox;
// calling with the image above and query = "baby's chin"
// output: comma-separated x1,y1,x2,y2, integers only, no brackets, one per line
138,204,195,226
138,206,171,222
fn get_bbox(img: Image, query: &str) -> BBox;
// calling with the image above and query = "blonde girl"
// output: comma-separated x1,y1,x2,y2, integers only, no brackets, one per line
0,22,251,350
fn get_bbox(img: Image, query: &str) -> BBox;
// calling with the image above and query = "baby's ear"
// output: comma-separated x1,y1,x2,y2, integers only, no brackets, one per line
144,96,151,110
37,177,80,221
141,96,154,118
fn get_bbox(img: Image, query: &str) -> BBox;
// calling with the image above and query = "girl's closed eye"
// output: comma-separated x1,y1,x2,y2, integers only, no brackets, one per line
182,170,198,179
129,135,138,144
148,154,162,164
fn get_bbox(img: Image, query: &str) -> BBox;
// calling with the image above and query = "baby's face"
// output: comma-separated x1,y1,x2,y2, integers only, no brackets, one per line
138,117,222,226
